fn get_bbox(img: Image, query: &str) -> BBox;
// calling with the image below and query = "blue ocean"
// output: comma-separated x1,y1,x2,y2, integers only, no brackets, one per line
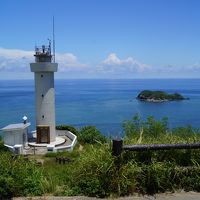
0,79,200,136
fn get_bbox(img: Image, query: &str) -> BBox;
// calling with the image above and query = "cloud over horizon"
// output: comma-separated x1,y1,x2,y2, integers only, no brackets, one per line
0,47,87,73
0,47,200,79
101,53,150,73
0,48,33,72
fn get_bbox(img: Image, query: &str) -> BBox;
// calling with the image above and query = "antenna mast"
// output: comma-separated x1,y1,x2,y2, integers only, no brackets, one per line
53,16,55,63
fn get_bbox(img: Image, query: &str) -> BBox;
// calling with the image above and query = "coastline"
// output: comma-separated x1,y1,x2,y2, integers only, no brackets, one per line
137,98,169,103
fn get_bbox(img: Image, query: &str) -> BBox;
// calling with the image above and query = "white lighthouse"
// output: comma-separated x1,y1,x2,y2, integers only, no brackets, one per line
1,35,77,154
30,41,57,143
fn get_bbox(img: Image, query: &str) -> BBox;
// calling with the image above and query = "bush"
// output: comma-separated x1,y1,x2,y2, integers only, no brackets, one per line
64,117,200,196
123,115,168,139
143,116,168,138
60,145,113,197
0,152,44,198
0,137,9,152
79,126,107,144
68,144,140,197
123,114,141,138
56,125,79,137
172,125,199,138
1,117,200,198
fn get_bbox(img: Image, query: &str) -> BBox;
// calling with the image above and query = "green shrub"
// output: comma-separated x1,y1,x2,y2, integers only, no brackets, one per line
0,137,9,152
0,152,44,198
56,125,79,137
143,116,168,138
79,126,107,144
123,115,168,139
123,114,141,138
172,125,199,138
61,145,112,197
68,144,140,197
1,117,200,198
135,162,177,194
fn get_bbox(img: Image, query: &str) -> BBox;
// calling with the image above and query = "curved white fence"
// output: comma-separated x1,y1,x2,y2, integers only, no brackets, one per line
54,130,77,152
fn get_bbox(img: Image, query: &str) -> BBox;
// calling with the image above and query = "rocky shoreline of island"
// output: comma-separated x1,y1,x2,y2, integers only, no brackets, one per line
137,90,189,103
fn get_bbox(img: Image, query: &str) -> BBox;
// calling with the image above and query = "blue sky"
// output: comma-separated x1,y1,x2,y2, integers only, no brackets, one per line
0,0,200,79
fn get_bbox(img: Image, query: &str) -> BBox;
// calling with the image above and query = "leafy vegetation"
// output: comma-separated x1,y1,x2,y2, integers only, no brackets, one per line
0,152,44,198
1,118,200,198
137,90,188,102
56,125,79,137
78,126,107,144
123,114,168,138
0,136,9,152
56,124,106,144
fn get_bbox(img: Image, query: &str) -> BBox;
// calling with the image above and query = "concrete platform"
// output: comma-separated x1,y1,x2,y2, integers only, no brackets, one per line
28,136,65,147
23,130,76,155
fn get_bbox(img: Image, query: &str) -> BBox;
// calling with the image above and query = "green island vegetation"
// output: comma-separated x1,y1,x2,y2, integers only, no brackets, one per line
137,90,189,102
1,116,200,198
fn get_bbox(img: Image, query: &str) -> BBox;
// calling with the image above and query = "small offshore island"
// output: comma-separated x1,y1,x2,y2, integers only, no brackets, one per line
137,90,189,103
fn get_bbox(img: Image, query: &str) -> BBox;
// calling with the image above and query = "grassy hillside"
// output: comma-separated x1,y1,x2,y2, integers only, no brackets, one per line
1,116,200,198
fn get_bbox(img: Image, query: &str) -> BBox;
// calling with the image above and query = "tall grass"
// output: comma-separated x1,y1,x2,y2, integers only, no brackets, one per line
1,116,200,198
0,152,44,198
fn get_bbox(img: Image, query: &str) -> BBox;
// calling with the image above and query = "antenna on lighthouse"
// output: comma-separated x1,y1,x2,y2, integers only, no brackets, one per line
53,16,55,63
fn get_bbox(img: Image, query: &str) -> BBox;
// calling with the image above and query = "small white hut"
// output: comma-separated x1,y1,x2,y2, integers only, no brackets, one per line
1,122,30,154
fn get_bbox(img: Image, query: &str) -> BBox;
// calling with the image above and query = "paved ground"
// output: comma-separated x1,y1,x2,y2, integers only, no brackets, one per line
24,130,72,155
13,191,200,200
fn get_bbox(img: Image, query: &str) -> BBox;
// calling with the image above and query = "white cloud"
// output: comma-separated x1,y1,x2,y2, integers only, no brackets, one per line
0,48,33,59
1,47,200,79
0,48,34,72
155,63,200,76
187,62,200,71
55,53,88,72
103,53,121,65
99,53,150,76
0,47,87,73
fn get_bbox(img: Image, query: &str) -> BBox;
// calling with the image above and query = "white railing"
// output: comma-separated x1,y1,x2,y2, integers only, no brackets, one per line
54,130,77,152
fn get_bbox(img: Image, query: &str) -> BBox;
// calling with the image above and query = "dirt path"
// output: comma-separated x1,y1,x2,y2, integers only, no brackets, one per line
13,191,200,200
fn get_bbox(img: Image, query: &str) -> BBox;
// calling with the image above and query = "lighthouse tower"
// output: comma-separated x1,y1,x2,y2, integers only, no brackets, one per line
30,41,58,143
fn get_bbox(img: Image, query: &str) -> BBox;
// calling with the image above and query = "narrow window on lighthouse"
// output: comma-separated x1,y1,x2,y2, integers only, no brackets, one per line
41,94,44,97
41,74,43,78
42,115,44,119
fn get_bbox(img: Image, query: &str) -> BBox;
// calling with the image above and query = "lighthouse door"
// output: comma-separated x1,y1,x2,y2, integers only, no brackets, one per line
37,126,50,144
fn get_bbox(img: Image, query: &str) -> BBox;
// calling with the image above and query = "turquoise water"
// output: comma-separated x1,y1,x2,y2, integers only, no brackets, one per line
0,79,200,136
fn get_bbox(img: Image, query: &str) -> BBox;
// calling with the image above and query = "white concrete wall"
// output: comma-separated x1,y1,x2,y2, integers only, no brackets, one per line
4,131,13,146
4,130,24,146
30,63,58,142
54,131,77,152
